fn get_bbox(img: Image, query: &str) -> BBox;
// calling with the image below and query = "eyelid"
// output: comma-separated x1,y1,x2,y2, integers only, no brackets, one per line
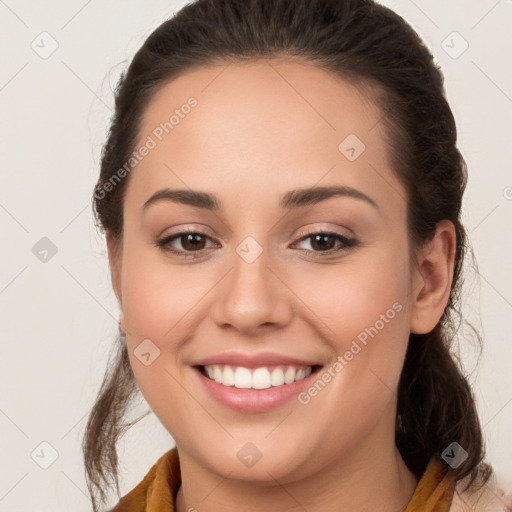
158,226,218,248
156,223,217,239
293,224,355,240
290,228,357,255
155,224,358,259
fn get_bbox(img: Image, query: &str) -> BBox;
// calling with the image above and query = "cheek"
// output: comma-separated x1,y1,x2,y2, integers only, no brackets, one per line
291,244,410,342
287,254,411,456
120,240,214,342
288,242,411,397
118,240,210,397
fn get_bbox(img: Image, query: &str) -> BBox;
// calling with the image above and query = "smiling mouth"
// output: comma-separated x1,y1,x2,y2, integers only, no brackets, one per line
195,364,323,390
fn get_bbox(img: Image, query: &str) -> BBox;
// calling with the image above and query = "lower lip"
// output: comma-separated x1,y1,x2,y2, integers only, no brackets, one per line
193,367,320,413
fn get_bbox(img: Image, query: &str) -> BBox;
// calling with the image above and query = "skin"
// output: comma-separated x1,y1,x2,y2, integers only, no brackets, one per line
106,58,456,512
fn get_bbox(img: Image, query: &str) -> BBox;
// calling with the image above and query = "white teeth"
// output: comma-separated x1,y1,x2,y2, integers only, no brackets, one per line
270,367,285,386
252,368,271,389
234,367,252,389
222,366,235,386
203,364,314,389
284,367,295,384
213,365,222,383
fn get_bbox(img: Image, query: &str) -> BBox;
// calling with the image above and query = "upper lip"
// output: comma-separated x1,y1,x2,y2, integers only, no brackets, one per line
192,351,323,368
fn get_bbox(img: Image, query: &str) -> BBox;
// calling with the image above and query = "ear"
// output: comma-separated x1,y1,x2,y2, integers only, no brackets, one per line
409,219,456,334
106,230,125,333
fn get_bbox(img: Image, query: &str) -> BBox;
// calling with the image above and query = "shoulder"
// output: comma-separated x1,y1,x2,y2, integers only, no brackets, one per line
450,476,512,512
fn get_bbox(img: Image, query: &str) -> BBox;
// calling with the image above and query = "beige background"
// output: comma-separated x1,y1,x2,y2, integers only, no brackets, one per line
1,0,511,509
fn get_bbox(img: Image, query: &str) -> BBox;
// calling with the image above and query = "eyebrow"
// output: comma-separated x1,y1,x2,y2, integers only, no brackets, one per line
142,185,379,212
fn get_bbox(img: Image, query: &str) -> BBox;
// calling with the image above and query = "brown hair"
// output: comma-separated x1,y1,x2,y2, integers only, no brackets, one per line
85,0,493,509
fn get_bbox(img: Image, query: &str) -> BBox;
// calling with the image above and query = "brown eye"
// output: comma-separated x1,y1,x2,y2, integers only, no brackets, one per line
293,230,357,257
180,233,207,251
309,233,338,251
155,230,216,258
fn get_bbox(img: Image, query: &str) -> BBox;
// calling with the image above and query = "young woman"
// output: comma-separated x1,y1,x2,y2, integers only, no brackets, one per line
83,0,509,510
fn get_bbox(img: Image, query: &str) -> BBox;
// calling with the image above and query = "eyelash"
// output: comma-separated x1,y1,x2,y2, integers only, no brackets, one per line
154,227,358,260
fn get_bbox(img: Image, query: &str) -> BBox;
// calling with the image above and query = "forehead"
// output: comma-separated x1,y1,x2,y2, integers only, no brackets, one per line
125,59,405,221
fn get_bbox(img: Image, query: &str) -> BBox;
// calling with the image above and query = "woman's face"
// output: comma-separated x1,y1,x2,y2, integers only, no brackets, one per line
108,59,426,482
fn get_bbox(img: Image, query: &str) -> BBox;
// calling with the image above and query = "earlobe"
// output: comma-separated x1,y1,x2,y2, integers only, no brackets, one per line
409,220,456,334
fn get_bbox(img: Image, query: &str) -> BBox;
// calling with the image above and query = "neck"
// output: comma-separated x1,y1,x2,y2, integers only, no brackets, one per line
175,420,418,512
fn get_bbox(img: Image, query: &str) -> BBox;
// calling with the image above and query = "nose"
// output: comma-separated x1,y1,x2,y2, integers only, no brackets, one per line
210,243,293,336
